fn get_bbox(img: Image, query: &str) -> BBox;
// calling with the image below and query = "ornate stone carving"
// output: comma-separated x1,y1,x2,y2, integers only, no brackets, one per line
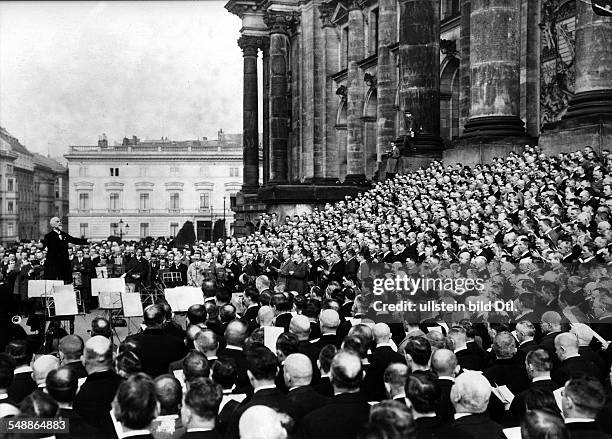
237,35,261,57
440,39,458,56
336,85,347,99
263,10,300,35
318,1,336,27
364,73,377,89
539,0,576,126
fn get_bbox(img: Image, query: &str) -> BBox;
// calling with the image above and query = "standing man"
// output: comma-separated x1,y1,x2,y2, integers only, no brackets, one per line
125,248,150,292
42,217,88,284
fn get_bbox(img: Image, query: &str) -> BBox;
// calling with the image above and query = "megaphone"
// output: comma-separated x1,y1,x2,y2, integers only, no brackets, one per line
11,315,22,325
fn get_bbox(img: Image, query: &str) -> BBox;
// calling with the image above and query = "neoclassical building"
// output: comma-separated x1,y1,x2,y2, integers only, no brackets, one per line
65,131,249,241
226,0,612,235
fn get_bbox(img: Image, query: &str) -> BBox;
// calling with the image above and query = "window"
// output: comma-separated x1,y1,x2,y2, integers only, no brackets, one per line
140,223,149,238
169,193,180,210
370,8,379,54
230,194,237,208
109,193,120,210
7,201,13,213
139,193,150,210
110,223,118,236
55,190,59,199
199,192,210,209
170,222,179,237
230,167,240,177
199,166,210,177
79,193,89,210
78,167,87,177
341,27,349,69
170,167,179,177
7,179,14,192
79,223,88,238
139,167,148,177
110,167,119,176
7,223,13,236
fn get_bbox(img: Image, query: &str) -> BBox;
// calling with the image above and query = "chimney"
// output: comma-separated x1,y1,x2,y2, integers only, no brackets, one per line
98,133,108,148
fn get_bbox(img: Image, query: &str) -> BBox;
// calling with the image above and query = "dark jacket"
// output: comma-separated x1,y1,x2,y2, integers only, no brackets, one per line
313,376,333,397
452,413,505,439
178,431,223,439
299,392,371,439
63,360,88,379
73,369,123,437
455,348,485,371
125,328,187,378
7,369,37,404
436,378,456,424
287,385,329,422
415,416,476,439
565,421,612,439
43,230,88,283
509,378,558,421
57,407,104,439
552,355,602,386
217,347,250,394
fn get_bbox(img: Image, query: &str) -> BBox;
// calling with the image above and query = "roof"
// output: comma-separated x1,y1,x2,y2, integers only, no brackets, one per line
0,126,32,156
32,152,67,173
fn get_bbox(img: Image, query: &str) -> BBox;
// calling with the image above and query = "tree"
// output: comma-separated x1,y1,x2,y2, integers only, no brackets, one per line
174,220,196,248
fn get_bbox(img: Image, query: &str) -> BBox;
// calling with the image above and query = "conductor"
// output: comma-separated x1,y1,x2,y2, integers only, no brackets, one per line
42,217,88,284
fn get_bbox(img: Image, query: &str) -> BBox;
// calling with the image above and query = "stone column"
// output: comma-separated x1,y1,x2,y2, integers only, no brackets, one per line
319,2,339,181
238,35,260,192
398,0,443,149
262,40,270,184
345,0,366,183
462,0,525,137
376,0,397,163
564,1,612,119
458,0,470,134
264,11,297,184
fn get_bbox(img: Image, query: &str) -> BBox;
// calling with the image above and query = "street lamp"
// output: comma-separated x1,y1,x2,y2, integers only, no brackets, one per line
113,219,129,241
209,205,214,242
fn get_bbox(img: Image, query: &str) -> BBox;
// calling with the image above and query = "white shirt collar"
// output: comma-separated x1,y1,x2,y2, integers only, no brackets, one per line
454,413,472,420
377,342,393,348
225,345,243,351
187,427,214,432
15,365,33,374
533,375,552,382
519,338,534,346
254,384,276,393
454,347,467,354
438,376,455,381
122,429,151,438
564,353,581,360
564,418,595,423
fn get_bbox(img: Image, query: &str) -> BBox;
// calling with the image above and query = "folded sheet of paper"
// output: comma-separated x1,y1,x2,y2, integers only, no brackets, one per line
263,326,284,353
91,278,126,297
164,286,205,312
28,280,64,298
53,285,79,316
491,385,515,410
503,427,521,439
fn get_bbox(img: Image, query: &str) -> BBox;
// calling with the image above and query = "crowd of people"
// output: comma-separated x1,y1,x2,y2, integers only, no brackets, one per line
0,145,612,438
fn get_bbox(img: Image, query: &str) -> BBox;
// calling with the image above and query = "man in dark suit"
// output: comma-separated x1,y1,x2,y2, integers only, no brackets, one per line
300,351,371,439
74,336,123,436
0,353,18,418
382,363,409,404
112,374,158,439
313,345,337,397
515,320,538,359
6,339,36,404
510,349,559,420
272,293,293,332
552,332,602,385
449,326,484,371
366,323,407,401
538,311,564,364
451,371,506,439
343,249,358,281
225,345,296,439
59,334,87,379
408,370,475,439
290,315,321,383
125,304,187,378
42,216,88,283
125,248,150,291
150,375,185,439
167,255,188,287
484,332,529,394
323,252,345,287
71,248,95,310
562,376,611,439
46,367,103,439
179,378,223,439
241,286,259,325
431,348,460,424
217,320,250,393
284,353,329,421
311,309,342,351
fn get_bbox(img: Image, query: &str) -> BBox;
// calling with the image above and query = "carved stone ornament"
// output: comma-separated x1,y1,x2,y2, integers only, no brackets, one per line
263,10,300,35
440,39,458,56
364,73,377,89
318,1,336,27
237,35,261,57
336,85,348,99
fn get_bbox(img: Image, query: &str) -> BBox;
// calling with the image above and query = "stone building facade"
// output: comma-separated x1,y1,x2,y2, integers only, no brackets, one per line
65,131,250,241
226,0,612,235
0,127,69,244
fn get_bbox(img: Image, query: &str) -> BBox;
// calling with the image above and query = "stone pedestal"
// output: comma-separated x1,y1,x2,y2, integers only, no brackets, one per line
398,0,444,155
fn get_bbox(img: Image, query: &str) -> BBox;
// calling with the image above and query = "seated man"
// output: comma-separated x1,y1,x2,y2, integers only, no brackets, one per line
179,377,223,439
562,376,610,439
112,373,158,439
0,353,18,418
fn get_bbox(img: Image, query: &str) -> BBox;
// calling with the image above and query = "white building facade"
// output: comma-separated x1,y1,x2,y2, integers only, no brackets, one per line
65,132,250,241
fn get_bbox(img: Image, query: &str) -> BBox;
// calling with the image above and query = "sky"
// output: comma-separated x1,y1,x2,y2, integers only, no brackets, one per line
0,1,250,157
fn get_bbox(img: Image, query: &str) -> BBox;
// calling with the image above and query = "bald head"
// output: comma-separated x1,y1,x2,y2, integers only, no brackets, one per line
541,311,562,332
289,315,311,340
450,371,491,414
320,309,340,334
194,329,218,355
224,320,248,347
383,363,409,397
373,323,391,343
239,406,288,439
330,351,363,392
431,349,458,377
283,353,313,388
84,335,113,372
59,335,84,363
32,355,60,385
554,332,579,361
257,306,275,327
46,367,78,403
154,375,182,415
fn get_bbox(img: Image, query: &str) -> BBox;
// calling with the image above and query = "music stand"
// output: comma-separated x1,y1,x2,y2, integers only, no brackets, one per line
98,291,123,346
162,272,182,289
